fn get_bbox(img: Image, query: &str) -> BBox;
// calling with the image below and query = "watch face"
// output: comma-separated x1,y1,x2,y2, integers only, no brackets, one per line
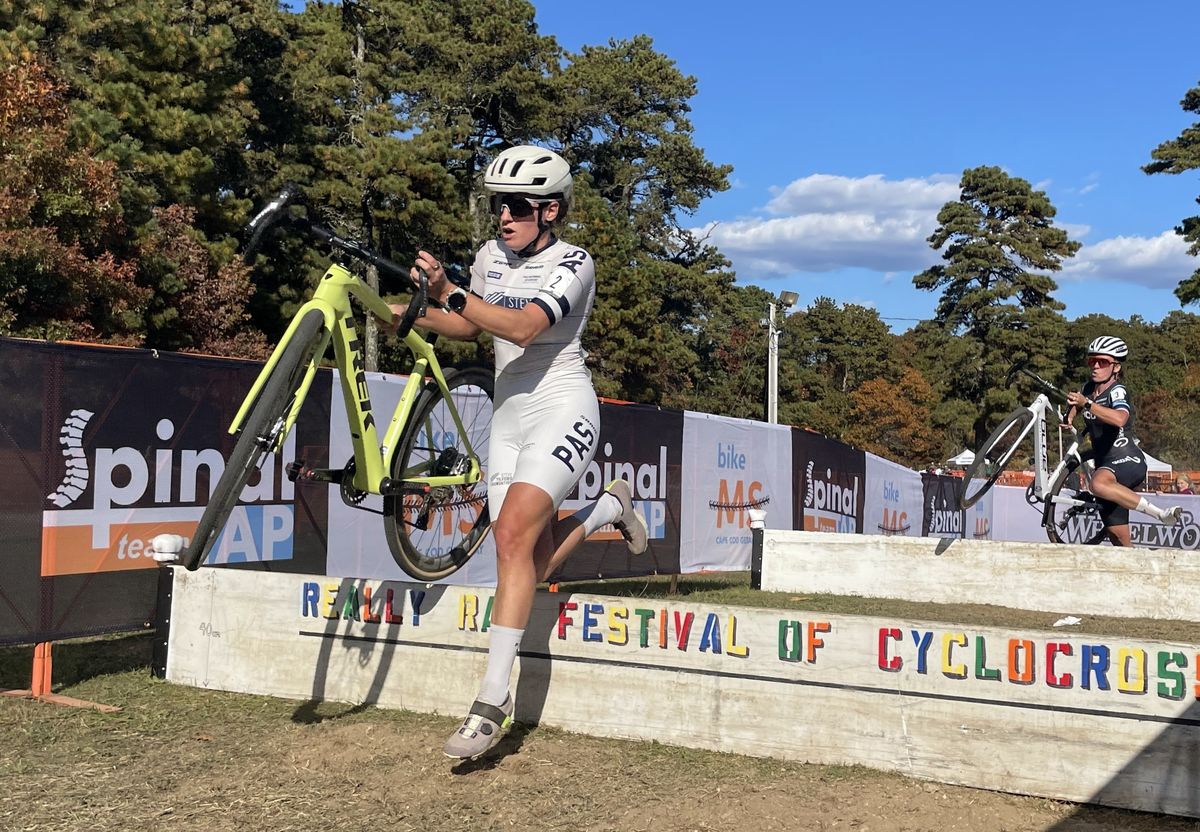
449,290,467,311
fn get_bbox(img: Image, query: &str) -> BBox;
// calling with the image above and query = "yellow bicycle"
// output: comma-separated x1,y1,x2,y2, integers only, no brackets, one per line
179,186,493,579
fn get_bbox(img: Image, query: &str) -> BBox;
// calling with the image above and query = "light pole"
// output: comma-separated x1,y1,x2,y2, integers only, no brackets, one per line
767,291,799,424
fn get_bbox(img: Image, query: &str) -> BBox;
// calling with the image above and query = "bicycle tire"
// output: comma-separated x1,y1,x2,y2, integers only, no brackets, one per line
959,407,1035,509
383,366,494,580
181,309,326,570
1042,461,1109,545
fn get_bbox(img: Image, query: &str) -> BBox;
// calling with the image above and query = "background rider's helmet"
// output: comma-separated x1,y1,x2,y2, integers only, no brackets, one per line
1087,335,1128,360
483,145,573,209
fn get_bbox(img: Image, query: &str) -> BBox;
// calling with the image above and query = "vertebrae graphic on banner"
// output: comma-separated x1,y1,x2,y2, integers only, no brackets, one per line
42,409,299,576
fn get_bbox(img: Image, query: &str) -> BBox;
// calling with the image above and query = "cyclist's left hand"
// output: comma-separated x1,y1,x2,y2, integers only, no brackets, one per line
377,304,403,334
1066,390,1088,409
412,250,450,301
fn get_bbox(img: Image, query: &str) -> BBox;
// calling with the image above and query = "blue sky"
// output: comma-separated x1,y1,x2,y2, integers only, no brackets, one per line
534,1,1200,330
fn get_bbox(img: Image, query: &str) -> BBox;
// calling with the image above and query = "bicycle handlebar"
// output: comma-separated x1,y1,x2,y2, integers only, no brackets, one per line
1005,361,1068,405
241,185,445,310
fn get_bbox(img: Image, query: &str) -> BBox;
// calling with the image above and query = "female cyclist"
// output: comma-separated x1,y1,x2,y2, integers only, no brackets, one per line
388,145,648,759
1064,335,1181,546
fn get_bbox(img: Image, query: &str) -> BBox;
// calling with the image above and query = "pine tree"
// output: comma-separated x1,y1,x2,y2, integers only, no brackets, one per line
914,166,1077,446
1144,81,1200,305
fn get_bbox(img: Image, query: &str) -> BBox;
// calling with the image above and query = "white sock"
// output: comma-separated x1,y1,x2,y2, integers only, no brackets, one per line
575,492,622,537
478,624,523,706
1135,497,1167,521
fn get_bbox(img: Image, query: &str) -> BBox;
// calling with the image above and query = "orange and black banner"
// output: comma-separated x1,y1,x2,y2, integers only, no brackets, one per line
792,429,866,535
548,402,684,582
921,472,965,539
1,338,332,646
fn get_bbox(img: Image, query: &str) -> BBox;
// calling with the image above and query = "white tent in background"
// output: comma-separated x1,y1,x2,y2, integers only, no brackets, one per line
946,449,975,467
1142,450,1172,473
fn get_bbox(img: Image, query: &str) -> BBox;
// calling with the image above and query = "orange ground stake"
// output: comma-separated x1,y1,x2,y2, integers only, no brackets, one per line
0,642,121,713
32,641,51,696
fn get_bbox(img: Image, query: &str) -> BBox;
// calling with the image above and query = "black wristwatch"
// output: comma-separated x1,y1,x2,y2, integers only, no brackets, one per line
1083,399,1093,411
445,287,469,313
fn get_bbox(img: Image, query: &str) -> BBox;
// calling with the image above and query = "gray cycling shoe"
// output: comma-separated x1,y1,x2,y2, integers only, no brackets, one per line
606,479,648,555
443,695,513,759
1162,505,1183,526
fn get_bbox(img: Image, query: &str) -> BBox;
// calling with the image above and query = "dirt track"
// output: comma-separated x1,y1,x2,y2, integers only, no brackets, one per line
1,635,1196,832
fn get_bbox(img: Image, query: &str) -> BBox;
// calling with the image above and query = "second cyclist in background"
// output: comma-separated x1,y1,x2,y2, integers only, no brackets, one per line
387,145,648,760
1064,336,1181,546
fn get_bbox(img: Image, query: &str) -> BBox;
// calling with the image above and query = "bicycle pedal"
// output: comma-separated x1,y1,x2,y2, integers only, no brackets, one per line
285,460,307,482
286,461,343,484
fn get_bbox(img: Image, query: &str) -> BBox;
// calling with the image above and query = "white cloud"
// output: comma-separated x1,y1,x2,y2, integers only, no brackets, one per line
1060,231,1196,289
696,173,960,275
1061,222,1092,240
765,173,959,216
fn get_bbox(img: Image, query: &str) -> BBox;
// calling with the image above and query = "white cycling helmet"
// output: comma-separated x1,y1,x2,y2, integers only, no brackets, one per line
1087,335,1128,360
484,145,573,207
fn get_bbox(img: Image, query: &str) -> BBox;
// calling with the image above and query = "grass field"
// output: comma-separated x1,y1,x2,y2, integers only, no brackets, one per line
3,576,1199,832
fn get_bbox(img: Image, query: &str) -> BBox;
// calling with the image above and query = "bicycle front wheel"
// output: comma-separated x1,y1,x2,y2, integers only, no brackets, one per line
181,309,326,570
959,408,1035,509
1043,462,1108,545
384,366,494,580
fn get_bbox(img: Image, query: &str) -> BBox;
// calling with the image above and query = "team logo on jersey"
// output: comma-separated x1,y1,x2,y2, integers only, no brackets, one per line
484,292,530,310
487,270,503,281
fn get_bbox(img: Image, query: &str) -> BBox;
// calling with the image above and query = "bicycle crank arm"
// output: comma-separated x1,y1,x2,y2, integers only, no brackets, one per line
286,460,345,484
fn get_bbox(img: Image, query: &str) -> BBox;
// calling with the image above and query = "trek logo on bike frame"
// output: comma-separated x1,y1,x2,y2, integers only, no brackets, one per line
344,317,376,434
41,411,297,576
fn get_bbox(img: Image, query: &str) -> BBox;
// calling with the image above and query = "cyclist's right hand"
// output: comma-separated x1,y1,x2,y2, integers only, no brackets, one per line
412,250,450,302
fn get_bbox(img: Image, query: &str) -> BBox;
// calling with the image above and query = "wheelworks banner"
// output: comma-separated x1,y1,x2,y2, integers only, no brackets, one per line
992,485,1200,549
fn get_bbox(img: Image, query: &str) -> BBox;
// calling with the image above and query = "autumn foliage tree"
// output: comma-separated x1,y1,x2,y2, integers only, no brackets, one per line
0,58,148,342
140,205,268,358
844,368,939,467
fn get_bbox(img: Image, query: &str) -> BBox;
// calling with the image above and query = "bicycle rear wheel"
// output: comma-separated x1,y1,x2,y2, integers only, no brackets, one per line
384,366,494,580
1043,461,1108,545
181,309,326,570
959,407,1034,509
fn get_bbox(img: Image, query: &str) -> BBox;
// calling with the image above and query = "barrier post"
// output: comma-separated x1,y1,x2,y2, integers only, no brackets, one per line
749,509,767,590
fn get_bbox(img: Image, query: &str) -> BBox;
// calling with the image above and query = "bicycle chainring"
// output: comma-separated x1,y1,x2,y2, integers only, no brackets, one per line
339,458,368,507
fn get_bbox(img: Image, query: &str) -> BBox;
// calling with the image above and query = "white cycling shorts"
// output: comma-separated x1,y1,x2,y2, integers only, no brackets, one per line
487,369,599,516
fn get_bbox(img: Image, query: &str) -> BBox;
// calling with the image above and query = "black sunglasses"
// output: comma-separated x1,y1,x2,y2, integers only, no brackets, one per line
489,194,553,219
